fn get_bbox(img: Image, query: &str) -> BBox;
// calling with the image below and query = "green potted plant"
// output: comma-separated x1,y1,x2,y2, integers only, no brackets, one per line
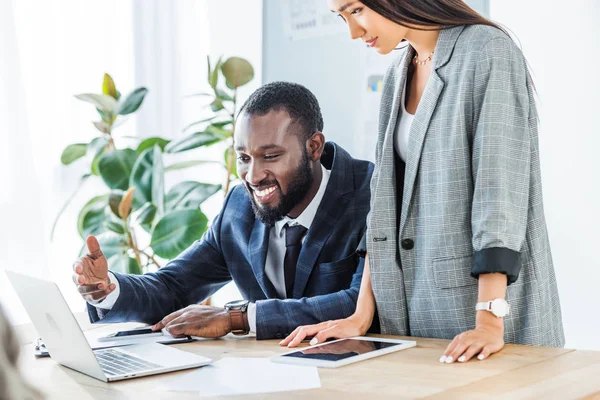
54,56,254,274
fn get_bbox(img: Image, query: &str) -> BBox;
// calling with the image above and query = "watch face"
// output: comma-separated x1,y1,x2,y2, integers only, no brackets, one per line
226,300,249,310
491,299,509,317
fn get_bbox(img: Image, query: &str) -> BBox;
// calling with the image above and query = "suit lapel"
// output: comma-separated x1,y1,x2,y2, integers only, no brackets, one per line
399,26,465,235
292,143,353,298
248,220,279,298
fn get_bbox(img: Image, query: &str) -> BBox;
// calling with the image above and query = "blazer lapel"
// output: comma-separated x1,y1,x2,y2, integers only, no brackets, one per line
399,26,465,235
292,143,353,298
248,220,279,298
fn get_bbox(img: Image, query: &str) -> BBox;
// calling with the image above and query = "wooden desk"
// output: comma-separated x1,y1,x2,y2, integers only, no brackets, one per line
18,319,600,399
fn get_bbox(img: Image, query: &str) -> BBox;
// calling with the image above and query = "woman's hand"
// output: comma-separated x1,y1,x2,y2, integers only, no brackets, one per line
279,313,371,348
441,313,505,363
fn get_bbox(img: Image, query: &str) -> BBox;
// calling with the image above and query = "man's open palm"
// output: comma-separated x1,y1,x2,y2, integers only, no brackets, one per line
72,235,115,302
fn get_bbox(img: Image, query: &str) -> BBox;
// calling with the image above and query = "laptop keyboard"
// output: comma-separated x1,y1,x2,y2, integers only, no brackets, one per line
94,348,163,376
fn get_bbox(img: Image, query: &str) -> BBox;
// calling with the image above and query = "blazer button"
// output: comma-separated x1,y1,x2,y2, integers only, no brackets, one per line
275,333,283,339
401,238,414,250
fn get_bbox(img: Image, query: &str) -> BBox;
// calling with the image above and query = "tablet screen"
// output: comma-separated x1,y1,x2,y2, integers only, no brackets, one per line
282,339,402,362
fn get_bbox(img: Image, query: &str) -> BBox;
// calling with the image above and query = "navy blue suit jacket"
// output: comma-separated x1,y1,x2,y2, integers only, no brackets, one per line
88,142,374,339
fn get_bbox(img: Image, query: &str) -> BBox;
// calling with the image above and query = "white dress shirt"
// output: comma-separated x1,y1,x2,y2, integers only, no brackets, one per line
91,164,331,334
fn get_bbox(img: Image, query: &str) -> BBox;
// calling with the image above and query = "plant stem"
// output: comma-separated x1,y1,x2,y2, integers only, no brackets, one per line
50,174,90,241
223,88,238,195
141,249,163,269
125,220,143,268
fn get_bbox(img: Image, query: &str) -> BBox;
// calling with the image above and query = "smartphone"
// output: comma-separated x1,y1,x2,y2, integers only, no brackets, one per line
97,327,164,342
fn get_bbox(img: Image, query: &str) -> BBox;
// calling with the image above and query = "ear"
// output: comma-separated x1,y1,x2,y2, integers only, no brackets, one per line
307,132,325,162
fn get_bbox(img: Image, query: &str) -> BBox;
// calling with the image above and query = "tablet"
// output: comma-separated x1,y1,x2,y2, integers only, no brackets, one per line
271,337,416,368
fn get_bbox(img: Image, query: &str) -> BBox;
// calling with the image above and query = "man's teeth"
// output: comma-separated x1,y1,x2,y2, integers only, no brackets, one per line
255,186,276,197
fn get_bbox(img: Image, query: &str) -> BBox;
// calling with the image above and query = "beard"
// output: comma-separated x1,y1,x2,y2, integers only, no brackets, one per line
248,149,314,227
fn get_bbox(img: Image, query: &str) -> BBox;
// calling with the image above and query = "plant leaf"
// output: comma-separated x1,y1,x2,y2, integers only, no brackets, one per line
216,89,233,102
106,220,126,234
164,131,222,153
224,147,238,179
136,137,170,154
183,92,213,99
108,189,124,217
165,181,222,212
102,73,118,99
129,146,164,215
209,98,224,112
93,120,110,134
94,231,128,259
134,202,157,231
151,209,208,259
206,55,212,87
221,57,254,89
205,124,229,139
60,144,87,165
118,187,135,219
182,116,216,132
108,253,142,274
211,120,233,128
116,87,148,115
210,56,223,89
165,160,224,172
98,149,138,190
77,195,109,239
75,93,117,114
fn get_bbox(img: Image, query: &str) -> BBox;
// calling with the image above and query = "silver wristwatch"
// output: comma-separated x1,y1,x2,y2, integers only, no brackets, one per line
475,298,510,318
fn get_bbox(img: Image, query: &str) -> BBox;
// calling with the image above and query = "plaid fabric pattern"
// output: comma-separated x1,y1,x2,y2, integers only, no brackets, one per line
367,25,564,347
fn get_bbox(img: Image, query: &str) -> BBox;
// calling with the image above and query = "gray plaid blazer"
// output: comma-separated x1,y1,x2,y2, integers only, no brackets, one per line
366,25,564,347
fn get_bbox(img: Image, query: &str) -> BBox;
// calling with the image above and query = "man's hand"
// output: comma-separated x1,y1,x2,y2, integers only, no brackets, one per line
152,305,232,338
72,235,115,303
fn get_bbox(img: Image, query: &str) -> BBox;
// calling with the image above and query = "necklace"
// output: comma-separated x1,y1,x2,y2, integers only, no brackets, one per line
413,51,434,66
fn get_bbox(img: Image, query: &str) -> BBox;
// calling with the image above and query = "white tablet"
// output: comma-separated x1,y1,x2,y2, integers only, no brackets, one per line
271,337,416,368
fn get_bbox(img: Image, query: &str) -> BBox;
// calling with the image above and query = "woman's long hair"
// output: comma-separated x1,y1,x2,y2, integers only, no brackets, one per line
361,0,507,35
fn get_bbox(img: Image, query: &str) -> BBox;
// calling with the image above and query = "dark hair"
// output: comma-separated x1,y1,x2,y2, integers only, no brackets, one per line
238,81,324,142
361,0,507,35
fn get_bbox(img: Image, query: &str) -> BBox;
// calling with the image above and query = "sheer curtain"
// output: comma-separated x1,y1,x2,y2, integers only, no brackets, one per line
0,0,47,325
0,0,135,324
1,0,263,324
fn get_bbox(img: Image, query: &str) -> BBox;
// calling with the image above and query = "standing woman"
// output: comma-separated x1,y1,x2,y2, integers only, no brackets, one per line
281,0,564,362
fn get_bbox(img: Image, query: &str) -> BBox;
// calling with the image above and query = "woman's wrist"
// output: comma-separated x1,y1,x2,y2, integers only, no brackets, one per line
349,310,374,334
476,310,504,333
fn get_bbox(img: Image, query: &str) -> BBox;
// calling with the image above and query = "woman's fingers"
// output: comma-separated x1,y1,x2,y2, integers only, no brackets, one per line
457,342,484,363
441,336,459,363
284,322,331,348
279,326,302,346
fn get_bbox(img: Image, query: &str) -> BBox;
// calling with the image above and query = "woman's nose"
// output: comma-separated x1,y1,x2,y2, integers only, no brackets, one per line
347,20,365,40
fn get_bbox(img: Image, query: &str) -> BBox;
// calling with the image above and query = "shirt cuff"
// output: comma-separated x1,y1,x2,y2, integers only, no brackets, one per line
89,271,120,310
356,232,367,257
247,302,257,333
470,247,522,286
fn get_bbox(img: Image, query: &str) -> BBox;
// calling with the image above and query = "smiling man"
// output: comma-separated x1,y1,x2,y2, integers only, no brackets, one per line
73,81,374,340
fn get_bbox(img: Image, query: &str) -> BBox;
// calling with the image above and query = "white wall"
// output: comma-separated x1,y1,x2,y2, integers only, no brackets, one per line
490,0,600,350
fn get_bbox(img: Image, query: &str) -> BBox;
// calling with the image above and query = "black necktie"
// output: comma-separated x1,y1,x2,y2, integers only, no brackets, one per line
284,224,307,299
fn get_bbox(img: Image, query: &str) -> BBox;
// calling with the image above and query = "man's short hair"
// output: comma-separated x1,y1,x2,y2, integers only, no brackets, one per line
238,81,324,142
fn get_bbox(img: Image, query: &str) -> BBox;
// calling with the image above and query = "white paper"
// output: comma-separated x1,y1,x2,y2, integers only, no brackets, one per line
281,0,346,41
157,357,321,396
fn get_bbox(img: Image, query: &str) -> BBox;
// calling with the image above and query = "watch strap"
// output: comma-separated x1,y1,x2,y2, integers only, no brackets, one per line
229,309,249,335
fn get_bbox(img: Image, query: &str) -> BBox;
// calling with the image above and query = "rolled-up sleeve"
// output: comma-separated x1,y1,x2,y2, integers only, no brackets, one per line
470,36,532,285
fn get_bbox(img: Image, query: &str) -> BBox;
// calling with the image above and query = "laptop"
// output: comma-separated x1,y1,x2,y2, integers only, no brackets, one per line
6,270,212,382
